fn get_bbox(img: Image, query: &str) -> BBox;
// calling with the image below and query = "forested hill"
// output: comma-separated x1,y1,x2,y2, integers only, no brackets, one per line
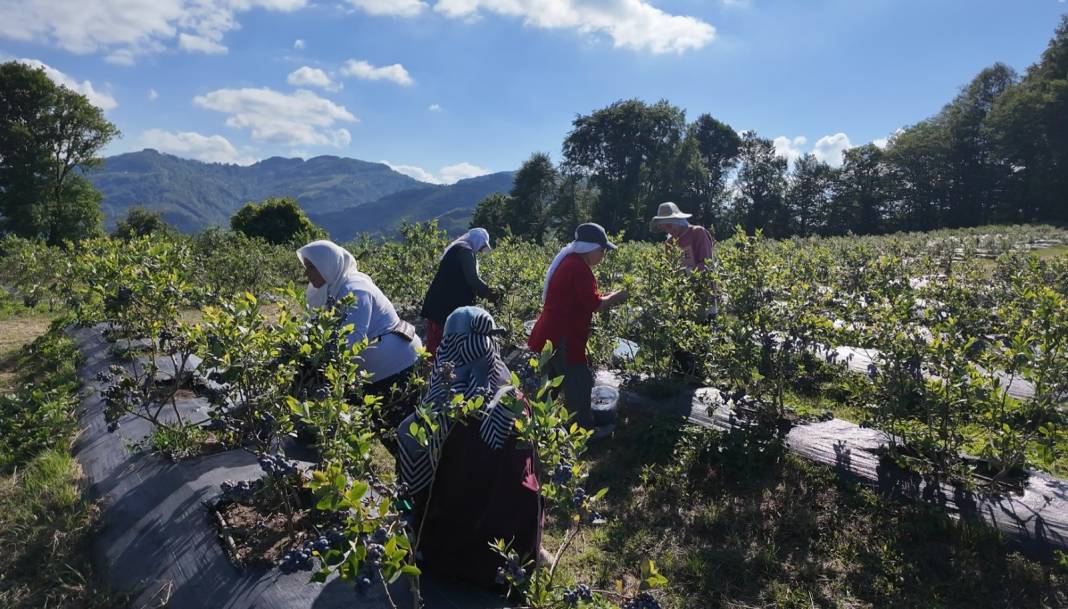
87,149,428,233
310,171,516,240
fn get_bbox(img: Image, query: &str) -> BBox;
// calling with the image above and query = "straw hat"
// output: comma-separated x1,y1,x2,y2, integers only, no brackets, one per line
651,202,692,222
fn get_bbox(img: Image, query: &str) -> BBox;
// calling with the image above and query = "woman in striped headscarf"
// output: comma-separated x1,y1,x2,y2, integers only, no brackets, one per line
397,306,542,588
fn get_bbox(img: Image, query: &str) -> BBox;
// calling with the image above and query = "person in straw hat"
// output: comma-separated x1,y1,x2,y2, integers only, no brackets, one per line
649,201,714,271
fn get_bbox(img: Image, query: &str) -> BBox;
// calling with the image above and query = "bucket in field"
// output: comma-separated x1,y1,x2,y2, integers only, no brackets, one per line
591,385,619,425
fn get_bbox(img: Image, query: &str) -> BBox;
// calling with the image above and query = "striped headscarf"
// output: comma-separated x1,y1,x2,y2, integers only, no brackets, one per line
398,306,517,493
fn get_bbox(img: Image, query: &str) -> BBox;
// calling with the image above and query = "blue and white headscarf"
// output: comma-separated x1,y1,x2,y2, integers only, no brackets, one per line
397,306,517,494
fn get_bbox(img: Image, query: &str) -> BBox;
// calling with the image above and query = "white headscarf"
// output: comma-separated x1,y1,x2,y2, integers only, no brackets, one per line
296,240,362,309
440,228,491,262
541,240,602,301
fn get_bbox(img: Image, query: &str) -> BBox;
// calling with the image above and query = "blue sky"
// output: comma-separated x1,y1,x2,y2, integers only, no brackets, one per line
2,0,1065,183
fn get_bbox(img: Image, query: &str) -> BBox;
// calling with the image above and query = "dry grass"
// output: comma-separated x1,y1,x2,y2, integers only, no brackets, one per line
0,314,53,395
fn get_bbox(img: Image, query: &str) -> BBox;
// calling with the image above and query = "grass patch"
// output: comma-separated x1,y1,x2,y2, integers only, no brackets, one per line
546,409,1068,609
0,324,124,609
0,450,123,609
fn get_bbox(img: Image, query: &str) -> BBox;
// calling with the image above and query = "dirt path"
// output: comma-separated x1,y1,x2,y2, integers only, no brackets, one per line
0,315,53,393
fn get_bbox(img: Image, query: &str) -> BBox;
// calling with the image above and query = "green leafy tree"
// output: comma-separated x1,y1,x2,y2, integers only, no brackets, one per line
113,206,172,240
507,152,558,243
829,144,891,235
883,120,951,232
985,15,1068,224
470,192,514,238
562,99,686,238
689,114,741,229
548,175,594,241
230,196,326,245
667,134,712,228
731,131,787,236
786,153,835,236
0,61,119,244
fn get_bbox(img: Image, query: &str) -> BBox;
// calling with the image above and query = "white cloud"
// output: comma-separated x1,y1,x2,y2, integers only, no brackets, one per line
383,161,442,184
193,87,357,148
293,38,305,49
432,0,715,54
872,138,888,149
287,66,341,91
0,0,307,62
148,88,159,101
340,59,414,86
812,132,852,167
774,132,854,168
17,58,117,110
178,32,228,55
139,128,256,164
105,49,136,65
348,0,426,16
382,160,491,184
773,136,806,165
441,162,490,183
428,103,442,112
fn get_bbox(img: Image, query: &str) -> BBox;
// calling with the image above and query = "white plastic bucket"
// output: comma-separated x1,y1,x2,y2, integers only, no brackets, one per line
591,385,619,425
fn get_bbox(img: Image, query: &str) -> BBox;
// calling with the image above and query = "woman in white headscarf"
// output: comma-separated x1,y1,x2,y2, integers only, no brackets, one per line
297,240,423,454
528,223,627,437
419,228,496,356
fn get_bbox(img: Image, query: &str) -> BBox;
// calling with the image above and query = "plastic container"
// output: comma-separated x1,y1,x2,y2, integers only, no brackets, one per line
613,338,639,362
591,385,619,425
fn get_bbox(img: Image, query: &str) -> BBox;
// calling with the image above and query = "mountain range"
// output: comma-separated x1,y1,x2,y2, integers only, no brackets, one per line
87,149,514,237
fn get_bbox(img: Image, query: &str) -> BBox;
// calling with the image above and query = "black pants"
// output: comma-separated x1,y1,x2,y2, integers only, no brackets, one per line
545,341,594,430
364,365,421,458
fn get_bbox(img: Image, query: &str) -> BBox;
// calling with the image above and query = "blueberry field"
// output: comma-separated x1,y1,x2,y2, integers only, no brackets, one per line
1,222,1067,609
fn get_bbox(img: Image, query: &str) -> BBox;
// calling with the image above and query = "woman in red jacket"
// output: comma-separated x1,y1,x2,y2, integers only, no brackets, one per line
528,223,627,433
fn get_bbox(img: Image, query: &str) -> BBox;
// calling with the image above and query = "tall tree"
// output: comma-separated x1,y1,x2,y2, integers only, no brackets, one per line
731,132,787,236
548,175,594,241
507,152,558,242
689,114,741,228
883,120,951,231
831,144,891,235
562,99,686,238
0,61,119,244
984,15,1068,223
786,154,835,236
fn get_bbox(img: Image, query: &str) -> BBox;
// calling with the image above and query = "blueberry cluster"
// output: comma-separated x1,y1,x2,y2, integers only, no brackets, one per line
257,453,298,478
494,556,528,586
279,542,315,573
158,328,175,347
562,584,593,605
353,564,376,594
571,487,587,509
622,592,662,609
551,463,573,485
371,526,389,544
219,479,257,501
365,543,385,567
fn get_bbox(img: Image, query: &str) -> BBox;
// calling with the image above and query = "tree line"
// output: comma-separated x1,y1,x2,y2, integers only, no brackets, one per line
2,15,1065,247
474,15,1068,242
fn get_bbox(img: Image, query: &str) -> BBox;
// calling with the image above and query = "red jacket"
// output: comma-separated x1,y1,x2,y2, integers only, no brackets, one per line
528,254,602,364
